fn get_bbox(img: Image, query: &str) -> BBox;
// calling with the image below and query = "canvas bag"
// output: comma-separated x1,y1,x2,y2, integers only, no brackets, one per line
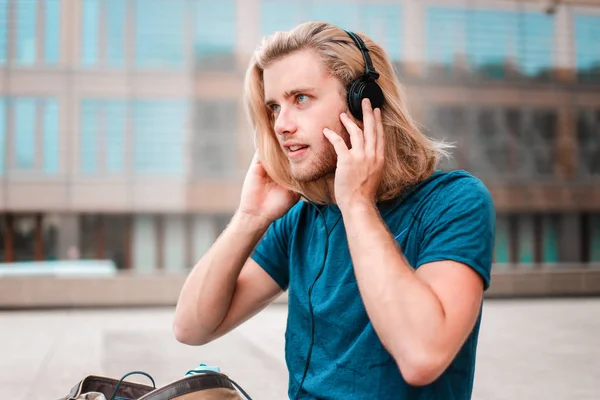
58,370,252,400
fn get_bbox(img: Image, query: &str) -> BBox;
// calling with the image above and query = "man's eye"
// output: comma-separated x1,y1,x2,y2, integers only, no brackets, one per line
296,94,309,104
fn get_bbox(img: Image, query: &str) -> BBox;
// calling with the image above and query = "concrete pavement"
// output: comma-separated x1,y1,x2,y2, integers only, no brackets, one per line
1,298,599,399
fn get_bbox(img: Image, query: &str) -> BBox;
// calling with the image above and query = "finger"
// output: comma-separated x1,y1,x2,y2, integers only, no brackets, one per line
323,128,349,158
362,98,376,157
374,108,385,160
339,112,364,151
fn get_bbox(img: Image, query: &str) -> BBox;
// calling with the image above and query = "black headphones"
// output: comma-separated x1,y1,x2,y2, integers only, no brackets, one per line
343,30,385,120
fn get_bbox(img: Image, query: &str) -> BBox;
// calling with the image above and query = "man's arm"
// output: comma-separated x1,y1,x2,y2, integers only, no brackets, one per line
323,99,491,386
341,202,484,386
173,213,282,346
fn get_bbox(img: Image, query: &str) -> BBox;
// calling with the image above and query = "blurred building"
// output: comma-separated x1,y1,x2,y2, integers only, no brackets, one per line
0,0,599,302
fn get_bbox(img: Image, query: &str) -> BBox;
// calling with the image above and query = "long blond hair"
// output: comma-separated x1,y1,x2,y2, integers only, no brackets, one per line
244,21,451,204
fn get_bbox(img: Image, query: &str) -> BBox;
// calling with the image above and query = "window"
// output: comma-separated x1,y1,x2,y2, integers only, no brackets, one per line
0,0,7,64
81,0,126,67
473,108,511,178
13,97,60,174
575,14,600,82
195,0,236,70
44,0,60,63
80,99,127,174
424,106,466,171
359,3,402,62
133,100,187,175
43,99,59,174
163,215,186,271
133,214,156,271
261,0,306,36
14,0,60,65
14,98,37,169
589,215,600,262
134,0,185,68
261,1,402,61
193,100,237,178
80,214,131,269
0,98,5,175
577,108,600,177
518,214,535,264
426,7,554,80
494,214,511,265
541,214,559,263
467,108,557,180
518,109,557,178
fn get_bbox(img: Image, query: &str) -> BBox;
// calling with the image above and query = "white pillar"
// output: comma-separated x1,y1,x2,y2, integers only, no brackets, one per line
554,5,575,75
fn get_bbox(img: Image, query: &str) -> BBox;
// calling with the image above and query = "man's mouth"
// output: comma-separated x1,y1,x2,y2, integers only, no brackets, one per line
288,145,309,152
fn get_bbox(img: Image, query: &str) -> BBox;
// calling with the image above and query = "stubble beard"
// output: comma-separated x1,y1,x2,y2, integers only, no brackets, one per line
290,119,351,183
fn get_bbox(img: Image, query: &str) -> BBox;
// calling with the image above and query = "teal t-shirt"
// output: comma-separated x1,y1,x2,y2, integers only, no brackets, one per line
251,170,495,399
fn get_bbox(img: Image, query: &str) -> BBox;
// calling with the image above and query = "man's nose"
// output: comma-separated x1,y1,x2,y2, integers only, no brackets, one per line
274,107,297,136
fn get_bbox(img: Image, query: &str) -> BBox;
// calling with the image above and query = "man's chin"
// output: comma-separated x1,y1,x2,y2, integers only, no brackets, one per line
290,167,335,183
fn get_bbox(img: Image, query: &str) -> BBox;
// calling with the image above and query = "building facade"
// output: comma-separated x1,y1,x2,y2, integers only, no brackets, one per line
0,0,599,276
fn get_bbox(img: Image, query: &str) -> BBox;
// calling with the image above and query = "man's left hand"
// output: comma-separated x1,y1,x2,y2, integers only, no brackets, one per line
323,98,385,212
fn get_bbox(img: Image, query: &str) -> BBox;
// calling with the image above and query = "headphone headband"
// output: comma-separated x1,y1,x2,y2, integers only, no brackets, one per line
343,29,379,80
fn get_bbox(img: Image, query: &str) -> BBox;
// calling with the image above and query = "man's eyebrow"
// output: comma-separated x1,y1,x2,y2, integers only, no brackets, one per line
265,87,317,105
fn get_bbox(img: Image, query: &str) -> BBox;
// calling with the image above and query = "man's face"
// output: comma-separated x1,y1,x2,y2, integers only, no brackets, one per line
263,49,350,182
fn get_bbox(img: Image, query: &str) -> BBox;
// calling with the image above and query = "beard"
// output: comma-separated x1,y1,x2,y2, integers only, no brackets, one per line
289,118,351,183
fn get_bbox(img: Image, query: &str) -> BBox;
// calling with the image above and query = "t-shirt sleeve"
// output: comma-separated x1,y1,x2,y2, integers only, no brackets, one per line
416,174,496,290
250,204,300,291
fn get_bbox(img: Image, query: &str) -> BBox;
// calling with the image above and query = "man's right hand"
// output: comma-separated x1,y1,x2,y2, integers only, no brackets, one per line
236,153,300,227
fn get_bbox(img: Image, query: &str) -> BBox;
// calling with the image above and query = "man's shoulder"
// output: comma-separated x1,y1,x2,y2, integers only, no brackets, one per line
382,169,493,225
412,169,492,207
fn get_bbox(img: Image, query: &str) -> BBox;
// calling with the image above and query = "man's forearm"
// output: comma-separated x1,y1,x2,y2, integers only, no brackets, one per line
341,201,447,377
173,212,269,344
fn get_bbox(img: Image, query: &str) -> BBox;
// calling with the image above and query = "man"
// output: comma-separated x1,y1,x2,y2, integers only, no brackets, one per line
174,21,495,399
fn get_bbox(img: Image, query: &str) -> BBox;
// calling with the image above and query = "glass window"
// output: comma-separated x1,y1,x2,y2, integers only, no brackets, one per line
195,0,236,70
494,214,510,264
261,0,307,36
590,215,600,262
80,99,127,174
44,0,60,64
106,0,126,66
518,109,557,178
80,100,99,173
0,0,7,64
43,99,59,174
163,215,186,271
134,0,185,68
133,100,187,175
192,215,214,263
575,14,600,82
309,1,358,32
0,98,5,175
16,0,37,65
542,214,559,263
425,106,464,171
133,214,156,271
105,101,126,173
472,108,511,178
193,100,237,178
359,2,402,61
13,215,37,261
81,0,100,66
14,98,37,170
577,108,600,176
518,214,535,264
426,7,554,80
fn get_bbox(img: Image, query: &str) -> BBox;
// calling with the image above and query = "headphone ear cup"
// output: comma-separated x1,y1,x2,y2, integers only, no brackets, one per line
346,79,364,120
346,78,384,121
